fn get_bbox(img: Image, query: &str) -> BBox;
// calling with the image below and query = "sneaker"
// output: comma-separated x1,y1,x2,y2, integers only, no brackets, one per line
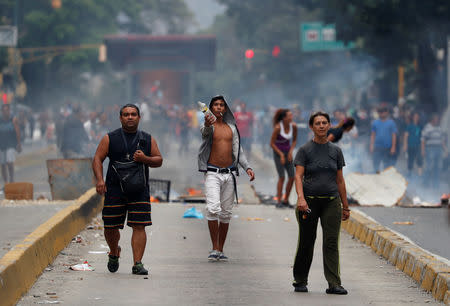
326,285,348,295
107,246,121,273
282,202,294,209
275,203,285,209
132,262,148,275
294,285,308,292
217,252,228,261
208,250,219,261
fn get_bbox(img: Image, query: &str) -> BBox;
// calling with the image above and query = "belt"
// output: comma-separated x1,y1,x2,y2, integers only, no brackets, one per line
206,166,239,203
306,196,336,200
207,167,237,174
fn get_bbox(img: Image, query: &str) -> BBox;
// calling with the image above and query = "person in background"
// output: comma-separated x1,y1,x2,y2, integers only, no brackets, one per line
293,111,350,295
370,106,398,173
421,113,448,190
403,112,423,178
270,109,297,208
234,101,254,154
327,117,355,143
60,105,90,158
0,104,21,185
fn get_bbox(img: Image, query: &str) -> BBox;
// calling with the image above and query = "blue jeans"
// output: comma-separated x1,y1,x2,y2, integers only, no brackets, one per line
424,146,442,188
372,148,395,173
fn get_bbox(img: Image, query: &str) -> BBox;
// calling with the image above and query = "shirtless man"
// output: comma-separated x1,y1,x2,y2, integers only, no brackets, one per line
198,95,255,261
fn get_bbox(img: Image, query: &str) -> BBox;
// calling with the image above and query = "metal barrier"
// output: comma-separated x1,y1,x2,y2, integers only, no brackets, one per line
149,179,171,202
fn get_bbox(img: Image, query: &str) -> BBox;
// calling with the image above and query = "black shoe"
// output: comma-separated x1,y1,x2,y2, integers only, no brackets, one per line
282,202,294,209
294,285,308,292
107,246,121,273
275,203,285,208
326,285,348,295
132,262,148,275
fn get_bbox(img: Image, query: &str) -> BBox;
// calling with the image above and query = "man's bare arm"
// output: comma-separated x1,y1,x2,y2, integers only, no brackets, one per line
92,135,109,195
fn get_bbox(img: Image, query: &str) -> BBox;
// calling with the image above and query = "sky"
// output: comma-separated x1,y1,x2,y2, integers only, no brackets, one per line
184,0,226,33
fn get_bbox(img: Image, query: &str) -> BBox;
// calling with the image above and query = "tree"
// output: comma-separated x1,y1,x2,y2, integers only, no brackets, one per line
0,0,193,107
308,0,450,111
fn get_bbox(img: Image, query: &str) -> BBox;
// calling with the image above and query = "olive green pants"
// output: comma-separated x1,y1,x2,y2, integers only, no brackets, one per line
292,196,342,288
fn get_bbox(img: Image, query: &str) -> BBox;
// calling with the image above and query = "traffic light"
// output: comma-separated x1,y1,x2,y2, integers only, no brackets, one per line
245,49,254,59
51,0,62,9
272,45,281,57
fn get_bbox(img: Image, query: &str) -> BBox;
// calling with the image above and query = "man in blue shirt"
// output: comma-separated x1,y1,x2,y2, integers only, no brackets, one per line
370,106,398,173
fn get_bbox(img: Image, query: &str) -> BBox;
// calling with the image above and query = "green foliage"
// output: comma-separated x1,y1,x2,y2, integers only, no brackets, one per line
0,0,193,107
211,0,449,110
310,0,450,108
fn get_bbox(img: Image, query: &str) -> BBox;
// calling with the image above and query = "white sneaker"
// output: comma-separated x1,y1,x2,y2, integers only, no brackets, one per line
208,250,219,261
217,252,228,261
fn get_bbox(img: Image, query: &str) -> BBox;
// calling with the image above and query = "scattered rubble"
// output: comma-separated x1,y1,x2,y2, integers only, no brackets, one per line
345,167,407,207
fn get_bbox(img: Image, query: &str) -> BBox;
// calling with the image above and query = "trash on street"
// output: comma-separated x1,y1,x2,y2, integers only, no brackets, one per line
182,206,204,219
70,261,94,271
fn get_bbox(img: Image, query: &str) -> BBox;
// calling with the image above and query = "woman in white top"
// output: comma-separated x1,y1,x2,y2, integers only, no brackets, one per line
270,109,297,208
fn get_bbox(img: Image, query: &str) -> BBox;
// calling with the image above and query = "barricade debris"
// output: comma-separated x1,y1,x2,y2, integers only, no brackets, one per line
345,167,407,207
178,187,206,203
182,207,204,219
70,261,94,271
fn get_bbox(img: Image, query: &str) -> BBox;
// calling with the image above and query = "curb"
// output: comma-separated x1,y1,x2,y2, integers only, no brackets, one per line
342,210,450,304
0,188,103,306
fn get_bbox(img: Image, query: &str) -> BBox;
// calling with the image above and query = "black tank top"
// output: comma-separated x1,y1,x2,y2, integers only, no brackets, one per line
105,128,152,187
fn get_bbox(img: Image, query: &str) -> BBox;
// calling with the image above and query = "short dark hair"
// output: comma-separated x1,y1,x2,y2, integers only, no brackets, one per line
309,111,330,127
120,104,140,117
209,95,227,108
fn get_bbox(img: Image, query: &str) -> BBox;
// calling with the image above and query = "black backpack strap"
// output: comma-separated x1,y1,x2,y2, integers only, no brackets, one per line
137,131,151,155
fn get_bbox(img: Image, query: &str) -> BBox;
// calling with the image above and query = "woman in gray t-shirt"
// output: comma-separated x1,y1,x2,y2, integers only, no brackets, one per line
292,111,350,295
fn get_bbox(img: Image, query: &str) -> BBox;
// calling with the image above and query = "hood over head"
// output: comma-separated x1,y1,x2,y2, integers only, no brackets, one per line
209,95,236,125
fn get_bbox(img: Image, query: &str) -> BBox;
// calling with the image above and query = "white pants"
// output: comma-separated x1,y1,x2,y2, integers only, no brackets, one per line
204,172,235,223
0,148,17,164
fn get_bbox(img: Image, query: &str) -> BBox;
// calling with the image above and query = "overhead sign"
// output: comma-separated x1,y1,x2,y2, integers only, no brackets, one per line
300,22,355,52
0,26,18,47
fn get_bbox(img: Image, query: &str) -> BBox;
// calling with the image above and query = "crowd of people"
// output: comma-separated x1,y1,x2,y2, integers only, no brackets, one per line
1,96,448,203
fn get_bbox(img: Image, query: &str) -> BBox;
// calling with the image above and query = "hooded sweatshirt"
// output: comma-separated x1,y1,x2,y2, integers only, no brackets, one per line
198,98,251,175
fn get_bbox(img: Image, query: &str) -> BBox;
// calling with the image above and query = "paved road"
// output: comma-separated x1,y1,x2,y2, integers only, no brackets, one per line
250,146,450,262
0,141,71,258
355,206,450,261
18,204,438,305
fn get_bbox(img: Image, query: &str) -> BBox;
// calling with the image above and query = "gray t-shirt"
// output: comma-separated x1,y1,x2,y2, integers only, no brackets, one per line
294,140,345,197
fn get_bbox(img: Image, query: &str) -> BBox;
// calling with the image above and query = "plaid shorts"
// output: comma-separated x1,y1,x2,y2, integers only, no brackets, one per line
102,187,152,229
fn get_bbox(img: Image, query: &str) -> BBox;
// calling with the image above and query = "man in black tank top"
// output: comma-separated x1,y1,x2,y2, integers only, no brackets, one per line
92,104,163,275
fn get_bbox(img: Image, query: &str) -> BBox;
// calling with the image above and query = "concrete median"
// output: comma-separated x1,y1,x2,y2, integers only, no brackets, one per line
0,188,103,306
342,209,450,303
